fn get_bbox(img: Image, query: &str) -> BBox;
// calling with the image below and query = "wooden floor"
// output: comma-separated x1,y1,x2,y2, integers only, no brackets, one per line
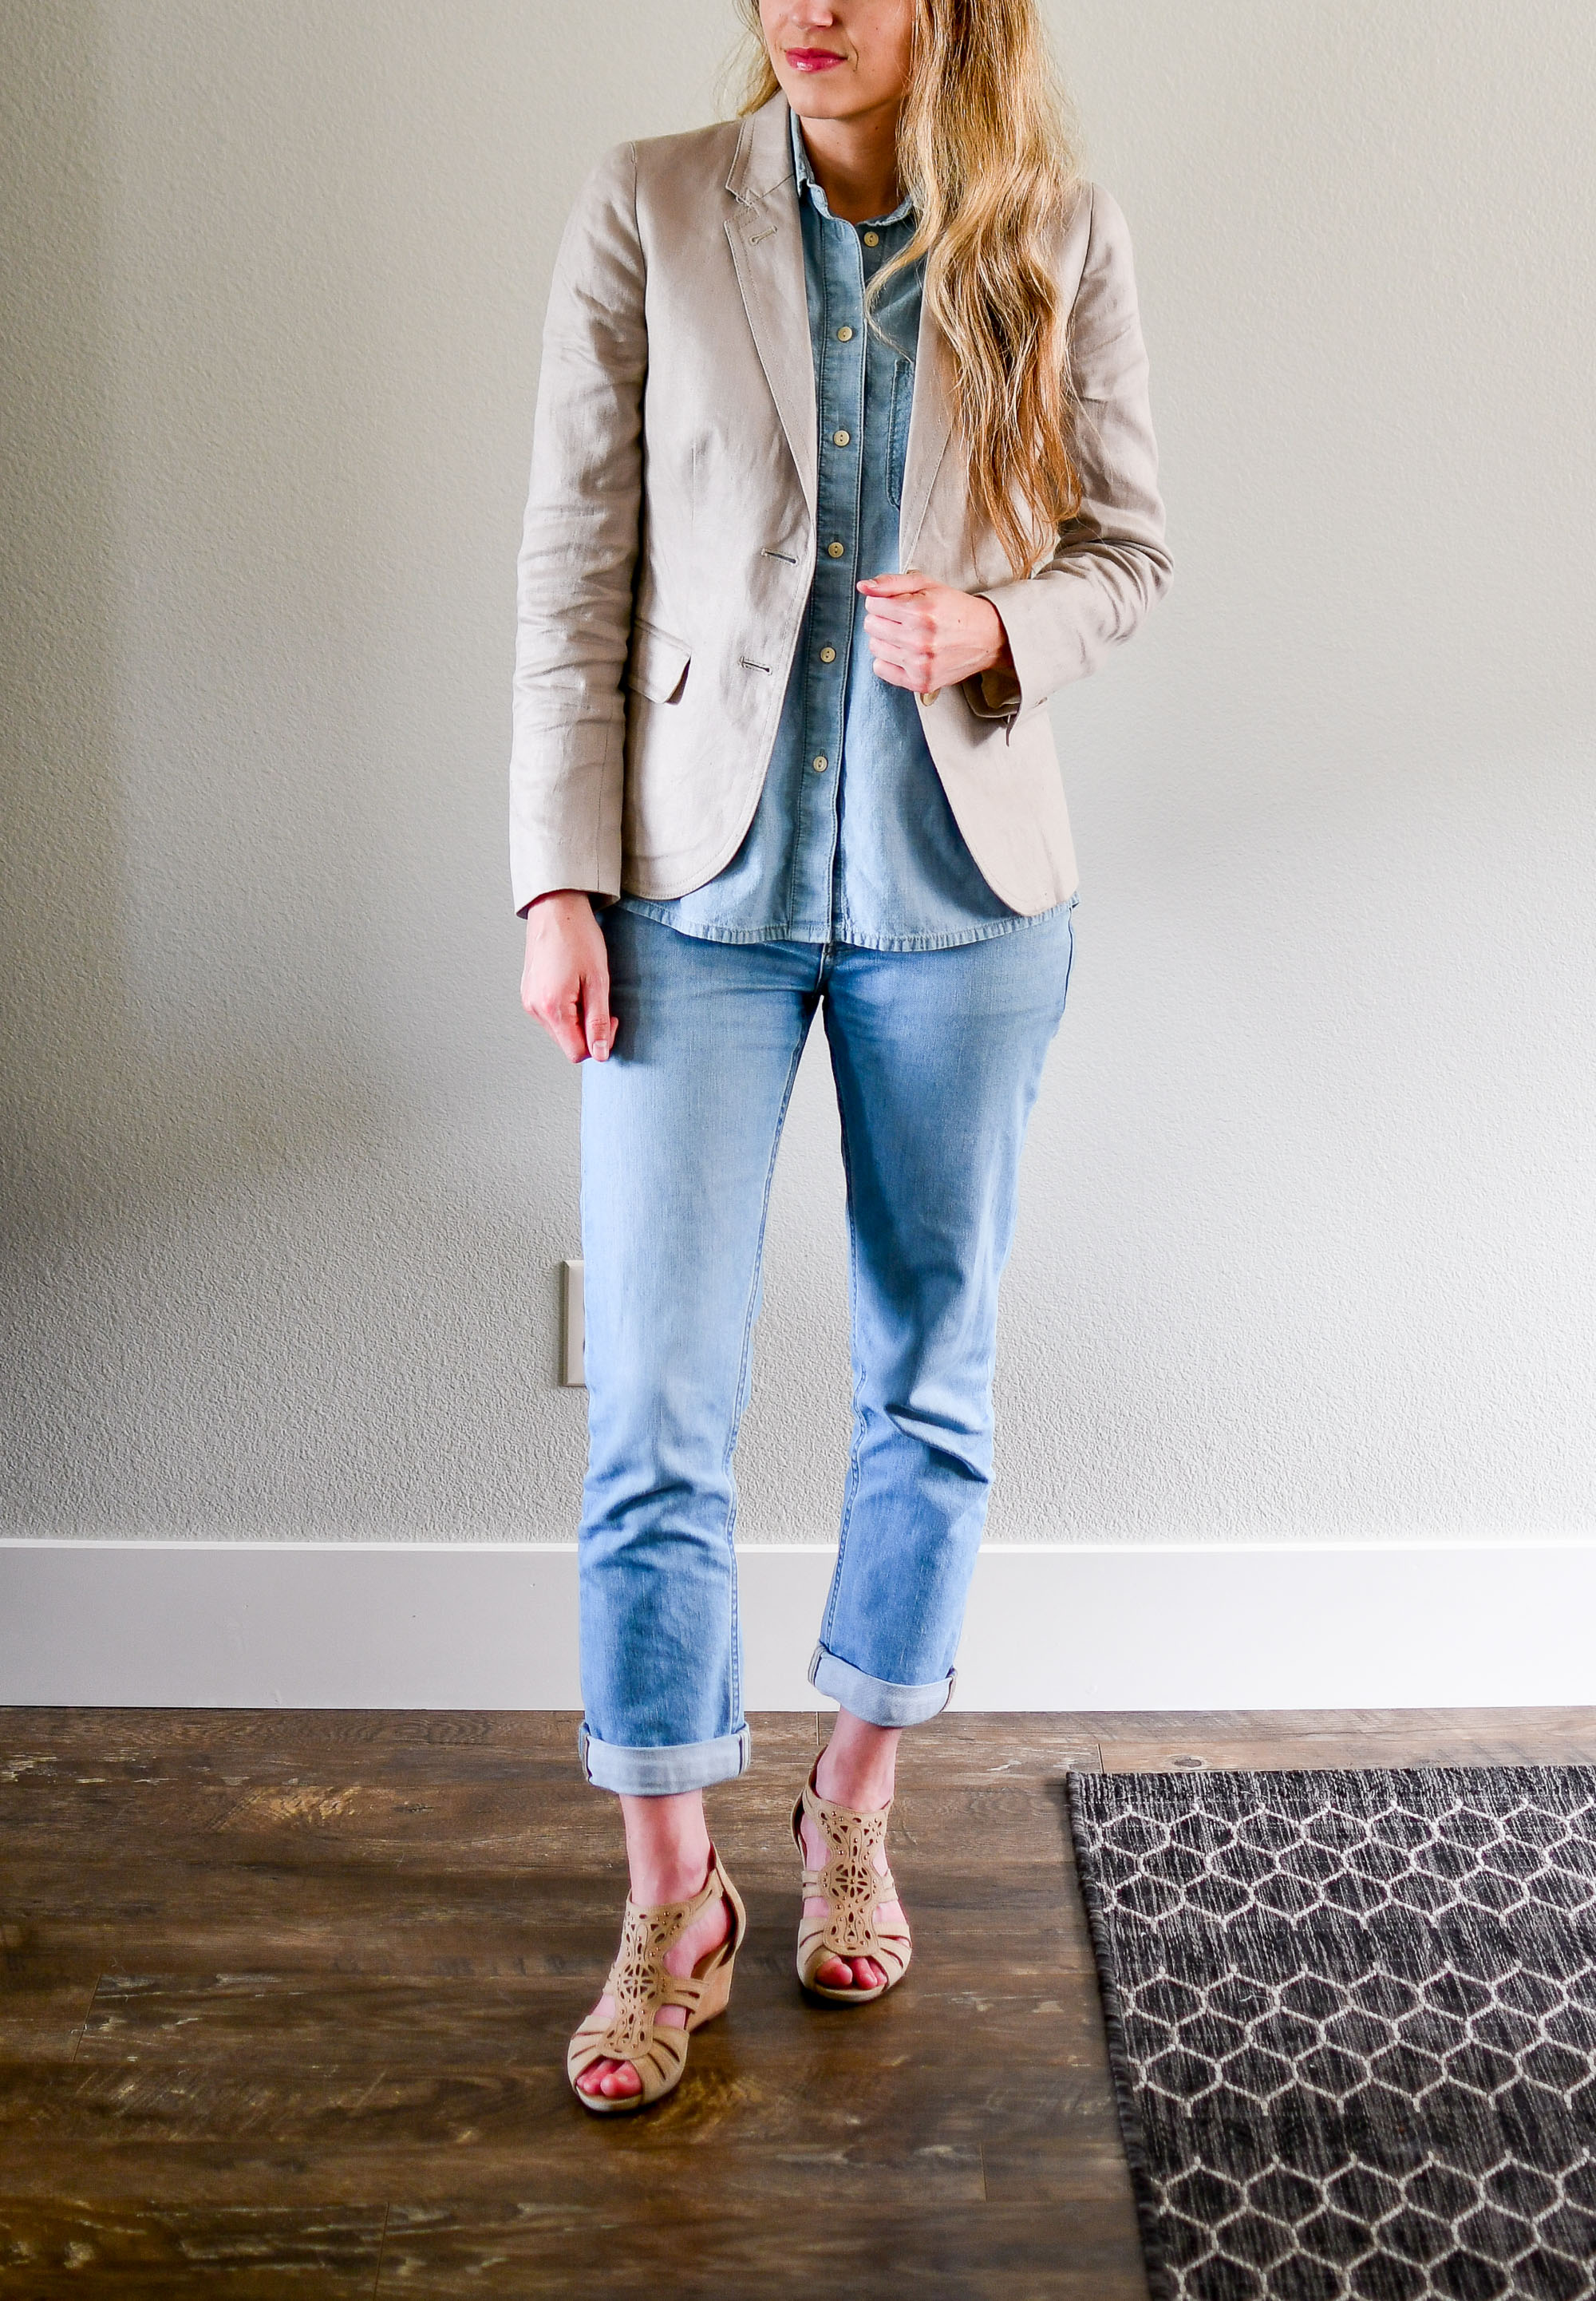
4,1706,1596,2298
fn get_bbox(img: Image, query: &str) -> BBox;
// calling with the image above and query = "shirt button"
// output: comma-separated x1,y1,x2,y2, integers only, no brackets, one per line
812,754,829,773
836,326,853,341
819,646,836,663
827,540,845,558
863,231,879,247
832,429,851,446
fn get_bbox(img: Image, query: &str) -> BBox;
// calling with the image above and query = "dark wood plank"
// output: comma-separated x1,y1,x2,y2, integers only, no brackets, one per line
65,1923,1101,2073
0,1708,819,1768
0,1955,97,2065
878,1713,1105,1782
0,1876,1101,2003
0,1708,583,1758
980,2134,1141,2205
1090,1706,1596,1742
1092,1705,1596,1773
0,2006,1121,2151
1098,1711,1596,1773
0,1714,819,1874
0,2200,385,2292
370,2198,1147,2300
0,2137,998,2214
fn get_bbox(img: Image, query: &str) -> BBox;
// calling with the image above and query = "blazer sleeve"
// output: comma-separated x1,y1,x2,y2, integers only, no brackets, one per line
966,182,1171,729
509,142,646,914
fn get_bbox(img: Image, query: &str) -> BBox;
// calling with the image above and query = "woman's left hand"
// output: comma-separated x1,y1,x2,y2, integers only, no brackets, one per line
857,571,1014,700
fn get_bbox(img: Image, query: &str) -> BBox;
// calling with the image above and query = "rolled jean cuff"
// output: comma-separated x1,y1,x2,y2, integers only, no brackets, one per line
577,1721,752,1796
808,1643,956,1728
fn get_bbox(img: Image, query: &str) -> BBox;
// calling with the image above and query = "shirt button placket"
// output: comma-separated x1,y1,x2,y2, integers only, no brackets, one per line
832,282,863,684
804,218,867,934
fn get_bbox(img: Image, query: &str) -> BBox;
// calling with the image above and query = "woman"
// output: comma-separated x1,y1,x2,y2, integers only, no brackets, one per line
512,0,1169,2113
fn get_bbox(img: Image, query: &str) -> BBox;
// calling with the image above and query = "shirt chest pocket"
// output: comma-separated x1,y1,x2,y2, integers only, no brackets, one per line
886,357,914,510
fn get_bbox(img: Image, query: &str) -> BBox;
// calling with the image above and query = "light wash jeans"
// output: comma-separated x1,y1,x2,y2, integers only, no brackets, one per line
575,902,1077,1795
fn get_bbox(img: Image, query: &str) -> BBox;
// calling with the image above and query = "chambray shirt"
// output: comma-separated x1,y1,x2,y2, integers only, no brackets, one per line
618,113,1053,951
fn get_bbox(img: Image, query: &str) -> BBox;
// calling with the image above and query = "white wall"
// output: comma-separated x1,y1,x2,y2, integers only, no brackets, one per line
3,0,1594,1553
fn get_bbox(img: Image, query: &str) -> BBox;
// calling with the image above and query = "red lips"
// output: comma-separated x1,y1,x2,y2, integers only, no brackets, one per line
785,48,844,71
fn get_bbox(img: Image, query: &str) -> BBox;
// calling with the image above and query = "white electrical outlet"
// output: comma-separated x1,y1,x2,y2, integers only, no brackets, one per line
559,1259,585,1386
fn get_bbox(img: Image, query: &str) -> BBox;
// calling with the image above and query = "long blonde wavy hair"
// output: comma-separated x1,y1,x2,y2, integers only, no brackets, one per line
733,0,1084,577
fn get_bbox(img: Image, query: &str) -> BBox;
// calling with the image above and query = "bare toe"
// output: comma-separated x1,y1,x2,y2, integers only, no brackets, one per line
599,2061,642,2097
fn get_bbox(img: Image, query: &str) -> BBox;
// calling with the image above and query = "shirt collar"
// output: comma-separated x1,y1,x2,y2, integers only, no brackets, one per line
789,105,915,227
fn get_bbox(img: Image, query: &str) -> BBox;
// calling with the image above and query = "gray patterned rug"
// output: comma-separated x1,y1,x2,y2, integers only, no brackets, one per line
1068,1766,1596,2301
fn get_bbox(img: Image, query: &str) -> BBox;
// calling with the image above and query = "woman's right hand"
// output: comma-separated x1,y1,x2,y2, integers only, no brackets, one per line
520,891,614,1062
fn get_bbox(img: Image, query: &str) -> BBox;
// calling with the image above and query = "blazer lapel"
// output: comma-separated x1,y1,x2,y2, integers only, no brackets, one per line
724,95,817,516
722,91,957,555
899,291,957,569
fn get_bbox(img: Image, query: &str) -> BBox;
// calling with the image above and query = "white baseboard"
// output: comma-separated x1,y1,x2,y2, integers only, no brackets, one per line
2,1540,1593,1712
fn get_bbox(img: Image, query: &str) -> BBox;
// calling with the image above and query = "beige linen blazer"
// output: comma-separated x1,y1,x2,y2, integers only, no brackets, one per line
510,90,1170,919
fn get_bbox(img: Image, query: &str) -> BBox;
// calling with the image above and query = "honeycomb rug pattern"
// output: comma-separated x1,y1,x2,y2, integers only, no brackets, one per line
1067,1766,1596,2301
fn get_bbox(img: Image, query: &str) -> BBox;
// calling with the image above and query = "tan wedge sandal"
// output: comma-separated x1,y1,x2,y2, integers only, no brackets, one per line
567,1844,747,2114
792,1756,913,2003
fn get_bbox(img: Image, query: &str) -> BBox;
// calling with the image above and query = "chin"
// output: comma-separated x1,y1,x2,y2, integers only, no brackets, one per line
784,84,852,117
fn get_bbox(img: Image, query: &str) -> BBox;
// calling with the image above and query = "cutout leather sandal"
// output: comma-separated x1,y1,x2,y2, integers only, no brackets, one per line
792,1755,913,2003
567,1844,747,2114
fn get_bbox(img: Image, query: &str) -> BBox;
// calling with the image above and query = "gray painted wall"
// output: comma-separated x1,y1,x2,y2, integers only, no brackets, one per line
4,1,1594,1545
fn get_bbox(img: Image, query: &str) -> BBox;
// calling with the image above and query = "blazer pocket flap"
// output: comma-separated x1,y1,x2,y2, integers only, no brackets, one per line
625,621,691,703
